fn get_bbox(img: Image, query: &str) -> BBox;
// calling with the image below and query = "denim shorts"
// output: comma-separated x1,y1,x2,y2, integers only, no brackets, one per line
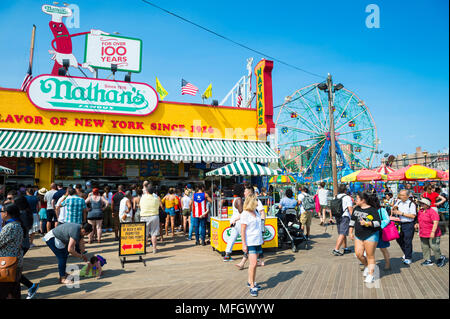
165,207,176,217
248,245,263,255
356,231,380,242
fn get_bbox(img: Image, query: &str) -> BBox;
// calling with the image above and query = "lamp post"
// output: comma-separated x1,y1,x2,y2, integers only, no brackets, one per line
402,153,407,167
318,74,344,196
423,151,428,166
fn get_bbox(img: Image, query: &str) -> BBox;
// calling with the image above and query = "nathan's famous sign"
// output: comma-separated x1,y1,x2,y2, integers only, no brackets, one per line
27,75,158,116
254,59,275,137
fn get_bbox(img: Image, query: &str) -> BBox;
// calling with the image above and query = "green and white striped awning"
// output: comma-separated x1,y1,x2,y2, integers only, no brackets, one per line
206,160,281,176
0,130,100,159
0,165,14,175
101,135,279,163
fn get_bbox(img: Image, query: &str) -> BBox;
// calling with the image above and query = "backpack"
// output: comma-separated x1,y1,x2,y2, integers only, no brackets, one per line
330,195,349,218
302,194,316,211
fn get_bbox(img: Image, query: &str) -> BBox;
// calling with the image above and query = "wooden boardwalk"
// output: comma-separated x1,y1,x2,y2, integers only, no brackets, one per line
22,218,449,299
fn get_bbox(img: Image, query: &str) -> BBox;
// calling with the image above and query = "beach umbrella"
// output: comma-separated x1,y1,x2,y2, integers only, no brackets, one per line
387,164,446,181
269,175,296,184
341,169,387,182
373,164,395,175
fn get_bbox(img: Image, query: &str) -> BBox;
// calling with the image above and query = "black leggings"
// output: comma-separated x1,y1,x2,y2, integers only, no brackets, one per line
20,247,33,289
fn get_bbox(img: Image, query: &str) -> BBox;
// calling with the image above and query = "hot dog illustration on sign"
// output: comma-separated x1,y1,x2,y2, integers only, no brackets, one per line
42,4,108,75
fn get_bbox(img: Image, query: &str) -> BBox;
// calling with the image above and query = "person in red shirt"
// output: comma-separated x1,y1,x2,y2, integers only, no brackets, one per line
415,198,447,267
422,185,446,213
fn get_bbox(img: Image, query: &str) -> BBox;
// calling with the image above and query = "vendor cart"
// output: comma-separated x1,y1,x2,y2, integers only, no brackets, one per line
206,160,280,255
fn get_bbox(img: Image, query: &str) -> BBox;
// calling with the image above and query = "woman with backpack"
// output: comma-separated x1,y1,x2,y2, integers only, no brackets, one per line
298,187,315,240
331,185,354,256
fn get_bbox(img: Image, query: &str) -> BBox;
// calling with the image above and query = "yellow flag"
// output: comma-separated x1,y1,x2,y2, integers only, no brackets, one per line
202,83,212,99
155,77,168,100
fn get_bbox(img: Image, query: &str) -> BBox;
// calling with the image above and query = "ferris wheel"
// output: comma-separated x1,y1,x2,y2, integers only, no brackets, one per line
274,83,377,182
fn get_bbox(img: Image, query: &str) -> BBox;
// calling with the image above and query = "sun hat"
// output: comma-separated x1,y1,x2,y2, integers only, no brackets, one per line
38,188,48,195
417,198,431,207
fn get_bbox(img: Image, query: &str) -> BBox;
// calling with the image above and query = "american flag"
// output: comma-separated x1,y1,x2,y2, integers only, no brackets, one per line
236,86,243,107
20,72,33,92
181,79,199,96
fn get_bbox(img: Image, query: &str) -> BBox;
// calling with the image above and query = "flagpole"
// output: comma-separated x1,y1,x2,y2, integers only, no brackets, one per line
28,25,36,75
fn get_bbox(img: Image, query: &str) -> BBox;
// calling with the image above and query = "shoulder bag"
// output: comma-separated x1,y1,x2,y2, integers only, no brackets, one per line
0,257,18,283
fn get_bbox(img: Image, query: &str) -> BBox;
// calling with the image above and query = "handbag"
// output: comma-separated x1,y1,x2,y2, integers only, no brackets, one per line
382,221,400,241
0,257,18,283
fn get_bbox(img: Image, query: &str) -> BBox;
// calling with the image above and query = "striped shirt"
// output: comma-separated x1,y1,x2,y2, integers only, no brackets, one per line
62,195,86,224
192,192,206,218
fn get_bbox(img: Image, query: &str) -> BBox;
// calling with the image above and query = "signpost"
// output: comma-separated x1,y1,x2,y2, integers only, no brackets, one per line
119,222,147,268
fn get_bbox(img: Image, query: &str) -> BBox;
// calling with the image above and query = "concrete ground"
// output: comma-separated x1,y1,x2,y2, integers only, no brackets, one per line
21,217,449,299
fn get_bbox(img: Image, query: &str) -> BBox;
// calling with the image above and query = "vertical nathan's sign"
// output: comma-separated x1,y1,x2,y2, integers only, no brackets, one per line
84,34,142,73
254,59,275,138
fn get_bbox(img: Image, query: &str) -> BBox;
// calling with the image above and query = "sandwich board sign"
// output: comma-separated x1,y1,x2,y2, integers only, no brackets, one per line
84,33,142,73
119,222,146,267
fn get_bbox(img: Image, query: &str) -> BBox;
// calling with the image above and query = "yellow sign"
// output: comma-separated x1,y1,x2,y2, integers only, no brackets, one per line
119,222,146,256
0,89,260,141
210,217,278,252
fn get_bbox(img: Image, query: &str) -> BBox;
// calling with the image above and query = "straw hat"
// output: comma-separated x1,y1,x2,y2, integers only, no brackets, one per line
38,188,48,195
417,197,431,207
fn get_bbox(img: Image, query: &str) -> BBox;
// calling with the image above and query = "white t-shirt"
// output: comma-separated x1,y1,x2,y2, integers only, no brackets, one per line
56,195,67,223
230,198,242,226
337,193,353,219
395,199,416,223
317,188,329,206
181,195,191,210
297,193,305,214
240,210,263,246
256,200,265,215
45,190,57,210
119,198,132,222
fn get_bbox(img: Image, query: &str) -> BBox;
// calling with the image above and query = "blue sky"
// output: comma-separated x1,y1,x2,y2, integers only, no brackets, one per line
0,0,448,160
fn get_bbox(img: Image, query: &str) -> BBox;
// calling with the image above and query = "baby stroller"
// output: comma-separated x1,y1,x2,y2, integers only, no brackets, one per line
276,208,307,253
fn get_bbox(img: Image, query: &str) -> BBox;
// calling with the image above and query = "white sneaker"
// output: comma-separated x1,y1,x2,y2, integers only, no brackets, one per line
401,255,405,260
403,259,412,265
364,274,374,283
363,267,369,277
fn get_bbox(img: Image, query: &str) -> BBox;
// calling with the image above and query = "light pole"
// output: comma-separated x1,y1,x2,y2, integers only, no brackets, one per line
423,151,428,166
318,74,344,196
402,153,407,167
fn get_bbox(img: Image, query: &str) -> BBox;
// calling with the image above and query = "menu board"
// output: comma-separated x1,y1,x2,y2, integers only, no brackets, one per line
140,161,160,177
16,158,35,176
55,159,82,178
126,160,140,177
82,159,103,177
160,161,179,177
0,157,17,173
104,160,126,176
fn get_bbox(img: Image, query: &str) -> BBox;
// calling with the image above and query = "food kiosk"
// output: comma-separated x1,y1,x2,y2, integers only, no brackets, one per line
206,160,280,255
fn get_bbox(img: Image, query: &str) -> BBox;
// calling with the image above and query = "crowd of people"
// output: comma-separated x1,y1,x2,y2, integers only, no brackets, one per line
277,181,449,284
0,179,448,298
